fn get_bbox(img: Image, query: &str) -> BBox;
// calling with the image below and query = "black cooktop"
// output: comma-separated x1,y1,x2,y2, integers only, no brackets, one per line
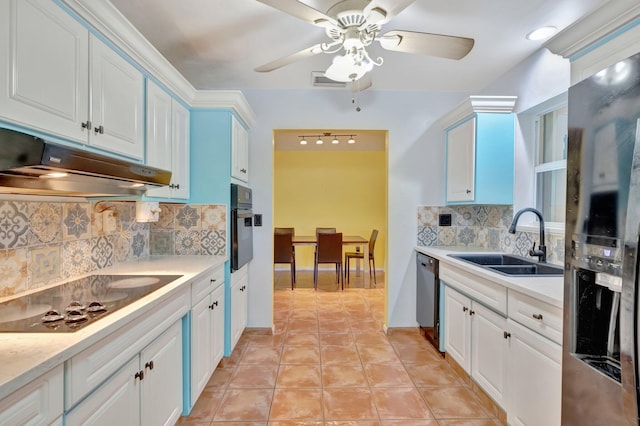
0,274,182,332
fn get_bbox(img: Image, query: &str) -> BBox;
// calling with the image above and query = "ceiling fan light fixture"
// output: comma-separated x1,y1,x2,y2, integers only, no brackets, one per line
526,26,557,41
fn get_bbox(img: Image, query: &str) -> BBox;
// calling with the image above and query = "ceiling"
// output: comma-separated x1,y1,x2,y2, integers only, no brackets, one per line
109,0,609,92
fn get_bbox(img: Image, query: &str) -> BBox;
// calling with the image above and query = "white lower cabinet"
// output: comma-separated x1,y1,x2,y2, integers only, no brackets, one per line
443,286,506,407
66,320,183,426
190,268,225,409
506,318,562,426
230,267,248,352
0,364,63,425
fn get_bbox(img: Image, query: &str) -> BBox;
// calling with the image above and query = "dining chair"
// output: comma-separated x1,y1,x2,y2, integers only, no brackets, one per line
315,227,336,235
314,232,343,290
274,232,296,289
275,227,296,276
344,229,378,286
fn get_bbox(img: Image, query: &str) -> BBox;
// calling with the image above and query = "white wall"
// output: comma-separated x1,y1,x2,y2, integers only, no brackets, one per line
244,48,570,329
243,88,468,328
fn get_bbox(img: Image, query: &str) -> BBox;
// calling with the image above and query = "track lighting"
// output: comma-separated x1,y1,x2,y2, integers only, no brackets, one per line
298,133,357,146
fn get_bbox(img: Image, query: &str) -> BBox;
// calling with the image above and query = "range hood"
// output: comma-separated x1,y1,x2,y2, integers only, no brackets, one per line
0,128,171,197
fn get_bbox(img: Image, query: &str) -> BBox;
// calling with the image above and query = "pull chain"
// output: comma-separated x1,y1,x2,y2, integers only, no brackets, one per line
350,77,362,112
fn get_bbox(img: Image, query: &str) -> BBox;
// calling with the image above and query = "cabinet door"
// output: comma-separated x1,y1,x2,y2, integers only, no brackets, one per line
443,286,471,372
0,0,89,142
0,364,63,426
171,99,190,199
211,284,225,368
471,302,507,408
65,357,140,426
145,80,173,198
140,320,183,426
506,319,561,426
190,295,213,404
446,117,475,202
89,36,144,159
231,116,249,182
231,276,248,350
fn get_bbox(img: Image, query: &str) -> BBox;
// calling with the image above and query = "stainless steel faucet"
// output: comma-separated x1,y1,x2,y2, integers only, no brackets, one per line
508,207,547,263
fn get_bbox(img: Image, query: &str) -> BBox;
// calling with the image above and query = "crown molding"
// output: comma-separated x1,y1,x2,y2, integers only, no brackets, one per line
438,96,517,129
546,0,640,58
191,91,257,127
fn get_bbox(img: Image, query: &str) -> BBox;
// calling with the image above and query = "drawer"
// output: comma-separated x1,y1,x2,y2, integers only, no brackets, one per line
508,290,563,344
440,264,508,315
65,287,190,409
191,266,224,305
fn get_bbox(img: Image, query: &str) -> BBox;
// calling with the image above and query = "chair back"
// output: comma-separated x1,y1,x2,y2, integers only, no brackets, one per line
275,227,295,235
274,232,294,263
315,227,336,236
369,229,379,253
316,232,342,263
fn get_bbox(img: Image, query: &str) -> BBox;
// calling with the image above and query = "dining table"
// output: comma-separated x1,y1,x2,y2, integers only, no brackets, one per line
292,235,370,288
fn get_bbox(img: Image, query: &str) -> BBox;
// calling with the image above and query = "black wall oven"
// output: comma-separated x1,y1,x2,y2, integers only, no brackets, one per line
231,184,253,272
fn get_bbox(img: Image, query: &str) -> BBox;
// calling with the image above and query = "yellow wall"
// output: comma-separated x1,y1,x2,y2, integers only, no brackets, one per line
274,150,387,269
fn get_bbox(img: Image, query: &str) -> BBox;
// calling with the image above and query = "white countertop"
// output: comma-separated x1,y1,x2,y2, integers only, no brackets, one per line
0,255,227,401
415,246,564,308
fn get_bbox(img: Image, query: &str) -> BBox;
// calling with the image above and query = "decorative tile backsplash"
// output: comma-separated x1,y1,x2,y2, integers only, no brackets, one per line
0,199,226,298
417,205,565,265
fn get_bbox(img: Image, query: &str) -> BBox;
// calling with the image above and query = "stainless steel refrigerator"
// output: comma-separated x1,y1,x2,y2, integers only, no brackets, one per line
563,52,640,425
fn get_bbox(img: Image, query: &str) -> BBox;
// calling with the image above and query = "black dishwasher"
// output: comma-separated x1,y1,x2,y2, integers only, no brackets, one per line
416,252,442,353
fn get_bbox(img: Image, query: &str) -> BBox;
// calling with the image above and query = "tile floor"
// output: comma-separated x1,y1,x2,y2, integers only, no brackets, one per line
179,270,505,425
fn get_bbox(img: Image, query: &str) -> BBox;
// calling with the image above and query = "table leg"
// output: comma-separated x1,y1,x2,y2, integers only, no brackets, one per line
363,242,370,288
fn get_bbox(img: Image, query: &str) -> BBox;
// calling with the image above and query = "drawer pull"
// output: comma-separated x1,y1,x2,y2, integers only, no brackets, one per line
532,313,544,320
211,278,217,283
145,361,154,370
503,331,511,339
469,310,475,316
135,370,144,381
462,306,468,312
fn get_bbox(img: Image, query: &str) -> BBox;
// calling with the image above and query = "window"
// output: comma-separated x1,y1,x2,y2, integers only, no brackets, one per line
535,105,567,226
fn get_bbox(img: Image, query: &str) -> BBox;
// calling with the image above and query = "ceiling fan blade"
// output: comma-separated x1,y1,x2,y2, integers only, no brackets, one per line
254,44,323,72
256,0,338,27
378,30,474,60
364,0,416,24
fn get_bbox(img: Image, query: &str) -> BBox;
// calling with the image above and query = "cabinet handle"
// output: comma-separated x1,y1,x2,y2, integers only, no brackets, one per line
503,331,511,339
532,313,543,320
209,303,215,310
466,189,471,194
462,306,468,312
81,120,92,130
175,184,180,189
135,370,144,381
145,360,154,370
421,262,427,267
213,300,218,307
94,125,104,134
241,168,247,173
469,310,475,316
210,278,217,283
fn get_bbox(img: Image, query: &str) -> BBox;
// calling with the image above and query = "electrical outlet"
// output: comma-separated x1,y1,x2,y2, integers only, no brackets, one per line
439,214,452,226
102,210,117,233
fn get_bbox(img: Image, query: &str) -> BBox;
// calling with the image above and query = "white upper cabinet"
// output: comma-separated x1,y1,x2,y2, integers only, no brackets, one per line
231,115,249,183
446,117,476,202
0,0,144,160
146,80,190,200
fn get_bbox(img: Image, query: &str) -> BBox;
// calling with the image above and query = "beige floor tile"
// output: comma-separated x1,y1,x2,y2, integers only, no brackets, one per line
228,364,278,388
357,344,401,365
213,388,273,422
353,331,392,346
322,364,369,387
436,420,502,426
380,421,438,426
205,367,234,389
372,388,434,420
321,344,362,364
276,364,322,388
419,386,490,419
404,363,464,387
242,344,282,364
285,331,320,346
323,388,379,421
183,388,225,423
363,363,414,387
270,389,324,421
281,345,321,364
319,331,354,346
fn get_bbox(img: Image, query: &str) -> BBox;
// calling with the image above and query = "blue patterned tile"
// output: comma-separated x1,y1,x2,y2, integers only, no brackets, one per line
500,205,514,228
486,206,503,227
91,236,114,269
488,229,502,250
473,206,489,226
150,231,174,255
176,205,201,231
513,232,535,257
131,232,147,258
457,226,477,246
152,204,176,230
62,239,93,279
28,203,62,244
29,244,61,286
0,201,29,249
113,234,132,263
175,230,201,255
200,230,226,255
454,206,476,227
63,202,91,240
417,226,438,246
438,227,456,246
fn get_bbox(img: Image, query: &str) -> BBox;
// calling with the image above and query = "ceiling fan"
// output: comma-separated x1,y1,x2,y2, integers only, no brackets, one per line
254,0,475,83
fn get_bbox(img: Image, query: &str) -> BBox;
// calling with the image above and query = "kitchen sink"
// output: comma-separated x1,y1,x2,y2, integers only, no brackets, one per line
448,253,563,276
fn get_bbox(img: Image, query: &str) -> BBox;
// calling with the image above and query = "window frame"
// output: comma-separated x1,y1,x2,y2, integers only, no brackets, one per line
514,92,567,236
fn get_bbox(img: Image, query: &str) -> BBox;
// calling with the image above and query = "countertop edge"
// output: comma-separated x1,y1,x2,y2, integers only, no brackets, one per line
0,255,227,402
415,246,564,308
